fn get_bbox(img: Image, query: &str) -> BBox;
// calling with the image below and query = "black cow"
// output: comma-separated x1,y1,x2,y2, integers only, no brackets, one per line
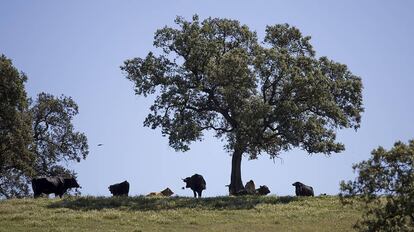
292,182,314,196
182,174,206,198
32,177,80,198
256,185,270,195
108,180,130,196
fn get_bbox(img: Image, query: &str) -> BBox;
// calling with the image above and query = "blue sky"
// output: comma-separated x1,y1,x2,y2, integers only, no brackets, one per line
1,1,413,197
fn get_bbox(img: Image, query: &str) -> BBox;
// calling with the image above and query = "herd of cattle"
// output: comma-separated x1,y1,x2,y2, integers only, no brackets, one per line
31,174,315,198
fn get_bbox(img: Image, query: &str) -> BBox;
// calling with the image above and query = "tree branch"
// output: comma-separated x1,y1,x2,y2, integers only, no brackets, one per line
200,125,233,133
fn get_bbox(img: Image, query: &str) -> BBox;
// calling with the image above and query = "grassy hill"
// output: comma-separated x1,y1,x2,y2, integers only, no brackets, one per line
0,195,361,232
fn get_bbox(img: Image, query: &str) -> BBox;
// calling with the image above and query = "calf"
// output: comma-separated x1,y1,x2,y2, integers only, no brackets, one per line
292,182,314,196
182,174,206,198
32,177,80,198
108,181,130,196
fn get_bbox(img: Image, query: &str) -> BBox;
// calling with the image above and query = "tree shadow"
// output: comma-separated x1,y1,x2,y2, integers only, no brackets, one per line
47,195,302,211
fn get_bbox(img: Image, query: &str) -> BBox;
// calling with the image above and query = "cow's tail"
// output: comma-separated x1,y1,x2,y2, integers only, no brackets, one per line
202,180,206,190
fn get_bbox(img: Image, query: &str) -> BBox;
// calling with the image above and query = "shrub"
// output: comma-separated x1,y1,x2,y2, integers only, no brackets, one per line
340,140,414,231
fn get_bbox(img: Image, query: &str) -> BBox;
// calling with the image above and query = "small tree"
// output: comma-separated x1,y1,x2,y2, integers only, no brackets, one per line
0,54,89,198
122,15,363,194
340,140,414,231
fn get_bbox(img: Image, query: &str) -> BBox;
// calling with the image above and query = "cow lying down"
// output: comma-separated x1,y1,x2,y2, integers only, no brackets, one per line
147,188,174,197
228,180,271,196
32,176,80,198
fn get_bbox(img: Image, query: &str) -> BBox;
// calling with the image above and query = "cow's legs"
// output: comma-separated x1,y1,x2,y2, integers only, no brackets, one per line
197,191,202,198
54,193,63,198
193,190,197,198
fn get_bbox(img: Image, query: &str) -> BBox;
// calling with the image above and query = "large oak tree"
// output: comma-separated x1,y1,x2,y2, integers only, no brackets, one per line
122,15,363,194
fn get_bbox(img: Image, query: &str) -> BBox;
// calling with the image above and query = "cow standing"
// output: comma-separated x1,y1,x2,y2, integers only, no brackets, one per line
182,174,206,198
292,182,314,196
108,181,130,196
32,177,80,198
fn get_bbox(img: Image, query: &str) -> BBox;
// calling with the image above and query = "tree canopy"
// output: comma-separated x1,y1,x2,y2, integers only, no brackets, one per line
121,15,364,194
0,54,89,198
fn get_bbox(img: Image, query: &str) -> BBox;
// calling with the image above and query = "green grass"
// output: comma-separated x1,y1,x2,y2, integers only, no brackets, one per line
0,195,361,232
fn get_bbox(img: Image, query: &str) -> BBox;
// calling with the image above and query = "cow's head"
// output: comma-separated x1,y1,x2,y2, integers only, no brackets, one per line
65,177,80,189
257,185,270,195
292,182,303,188
182,177,191,188
161,188,174,196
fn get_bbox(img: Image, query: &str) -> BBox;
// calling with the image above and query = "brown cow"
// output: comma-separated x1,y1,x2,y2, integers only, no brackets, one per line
245,180,256,194
147,187,174,197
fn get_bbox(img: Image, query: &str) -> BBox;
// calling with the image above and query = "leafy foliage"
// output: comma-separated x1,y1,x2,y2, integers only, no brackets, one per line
122,15,363,193
0,168,31,198
31,93,89,177
122,15,363,157
340,140,414,231
0,54,34,198
0,54,88,198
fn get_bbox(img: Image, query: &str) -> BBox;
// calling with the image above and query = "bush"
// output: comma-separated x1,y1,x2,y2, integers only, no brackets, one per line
340,140,414,231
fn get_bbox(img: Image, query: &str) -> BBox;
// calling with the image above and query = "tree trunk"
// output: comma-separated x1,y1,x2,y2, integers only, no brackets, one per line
229,148,244,195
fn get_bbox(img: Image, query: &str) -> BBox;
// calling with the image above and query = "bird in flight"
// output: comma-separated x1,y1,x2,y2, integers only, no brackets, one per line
97,143,104,146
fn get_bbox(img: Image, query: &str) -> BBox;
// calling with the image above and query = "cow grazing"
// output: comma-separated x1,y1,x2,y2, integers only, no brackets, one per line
256,185,270,195
245,180,256,194
182,174,206,198
108,181,130,196
32,177,80,198
147,187,174,197
292,182,314,196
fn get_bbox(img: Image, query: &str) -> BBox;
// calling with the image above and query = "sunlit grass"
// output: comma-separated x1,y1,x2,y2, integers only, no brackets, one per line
0,195,361,232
